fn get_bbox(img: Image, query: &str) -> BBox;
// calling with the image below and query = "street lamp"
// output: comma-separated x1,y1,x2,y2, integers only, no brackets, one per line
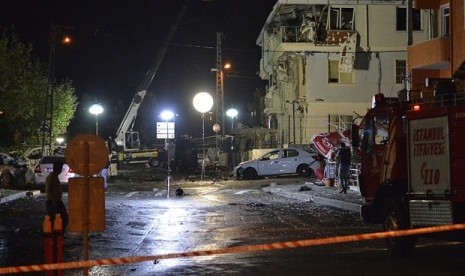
226,108,238,168
89,103,104,136
160,110,175,198
226,108,238,130
193,92,213,180
56,137,65,145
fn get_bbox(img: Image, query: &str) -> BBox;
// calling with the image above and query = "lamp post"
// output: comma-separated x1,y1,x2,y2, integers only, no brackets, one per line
193,92,214,180
286,100,298,144
226,108,238,131
89,103,104,136
160,110,175,198
226,108,238,168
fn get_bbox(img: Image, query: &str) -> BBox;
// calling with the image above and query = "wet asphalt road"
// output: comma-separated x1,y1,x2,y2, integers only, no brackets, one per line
1,172,465,275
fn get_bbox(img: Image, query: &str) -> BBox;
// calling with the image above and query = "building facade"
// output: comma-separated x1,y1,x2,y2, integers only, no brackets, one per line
256,0,431,146
409,0,465,95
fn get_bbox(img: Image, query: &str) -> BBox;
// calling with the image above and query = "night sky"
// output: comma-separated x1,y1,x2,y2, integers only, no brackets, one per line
1,0,276,142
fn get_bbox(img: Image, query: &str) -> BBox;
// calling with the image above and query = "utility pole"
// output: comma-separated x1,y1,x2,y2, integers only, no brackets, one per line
41,25,58,157
215,32,225,136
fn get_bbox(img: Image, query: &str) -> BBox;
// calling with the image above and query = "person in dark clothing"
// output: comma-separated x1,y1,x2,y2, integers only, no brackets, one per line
45,161,69,232
336,142,351,194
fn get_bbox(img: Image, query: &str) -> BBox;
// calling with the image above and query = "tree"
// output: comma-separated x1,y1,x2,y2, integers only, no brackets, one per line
0,30,78,146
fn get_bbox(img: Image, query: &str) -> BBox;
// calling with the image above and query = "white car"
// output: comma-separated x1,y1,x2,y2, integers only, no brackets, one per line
0,152,18,165
233,147,322,180
33,155,76,185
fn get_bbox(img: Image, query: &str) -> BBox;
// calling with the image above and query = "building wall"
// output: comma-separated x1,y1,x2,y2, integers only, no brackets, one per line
452,0,465,72
307,52,406,103
258,1,431,146
409,0,465,96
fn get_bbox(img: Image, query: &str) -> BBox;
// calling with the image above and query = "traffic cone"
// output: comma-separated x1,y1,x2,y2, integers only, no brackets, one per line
54,214,63,276
43,215,53,276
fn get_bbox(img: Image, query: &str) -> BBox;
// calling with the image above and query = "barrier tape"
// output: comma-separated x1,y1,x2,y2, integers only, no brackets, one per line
1,223,465,274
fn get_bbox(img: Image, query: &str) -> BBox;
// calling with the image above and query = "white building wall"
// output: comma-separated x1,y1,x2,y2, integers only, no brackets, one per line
258,1,431,146
307,51,406,103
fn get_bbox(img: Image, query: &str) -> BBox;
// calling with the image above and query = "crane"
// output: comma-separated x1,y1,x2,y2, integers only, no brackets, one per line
114,0,191,166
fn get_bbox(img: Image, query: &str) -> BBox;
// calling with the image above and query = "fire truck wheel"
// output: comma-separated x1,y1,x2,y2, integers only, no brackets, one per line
297,164,311,177
383,199,416,257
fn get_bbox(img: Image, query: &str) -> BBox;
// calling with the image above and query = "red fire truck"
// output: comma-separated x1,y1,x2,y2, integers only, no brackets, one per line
353,82,465,256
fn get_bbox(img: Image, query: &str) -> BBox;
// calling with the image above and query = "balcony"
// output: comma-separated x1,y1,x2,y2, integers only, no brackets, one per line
407,36,450,70
280,26,356,46
263,89,285,116
414,0,440,10
260,26,357,71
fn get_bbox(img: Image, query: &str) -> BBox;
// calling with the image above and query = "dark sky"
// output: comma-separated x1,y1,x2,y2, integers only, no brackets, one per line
1,0,276,141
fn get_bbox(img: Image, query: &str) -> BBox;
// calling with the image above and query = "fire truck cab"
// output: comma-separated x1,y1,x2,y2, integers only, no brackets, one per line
353,83,465,255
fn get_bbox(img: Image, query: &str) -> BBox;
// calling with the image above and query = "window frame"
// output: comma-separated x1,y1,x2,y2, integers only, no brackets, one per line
440,4,450,37
327,7,355,30
328,114,353,133
395,59,406,84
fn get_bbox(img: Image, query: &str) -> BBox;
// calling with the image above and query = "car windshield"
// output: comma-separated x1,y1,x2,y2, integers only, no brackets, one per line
41,156,66,164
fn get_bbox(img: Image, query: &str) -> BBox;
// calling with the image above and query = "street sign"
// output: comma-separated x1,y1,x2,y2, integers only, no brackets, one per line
68,177,105,233
156,121,175,139
66,134,109,176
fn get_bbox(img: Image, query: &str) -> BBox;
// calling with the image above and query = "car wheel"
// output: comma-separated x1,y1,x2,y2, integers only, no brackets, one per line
383,199,416,257
236,168,245,180
297,164,311,177
243,168,258,180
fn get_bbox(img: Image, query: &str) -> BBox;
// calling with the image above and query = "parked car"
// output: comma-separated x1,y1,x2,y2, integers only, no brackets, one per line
18,146,67,169
34,155,75,185
233,147,323,180
0,152,18,165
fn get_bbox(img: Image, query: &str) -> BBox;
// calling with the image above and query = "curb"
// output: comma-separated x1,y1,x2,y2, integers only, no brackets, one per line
263,187,361,212
0,190,41,204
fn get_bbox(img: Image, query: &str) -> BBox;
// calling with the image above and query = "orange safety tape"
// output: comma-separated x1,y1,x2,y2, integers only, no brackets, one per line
1,223,465,274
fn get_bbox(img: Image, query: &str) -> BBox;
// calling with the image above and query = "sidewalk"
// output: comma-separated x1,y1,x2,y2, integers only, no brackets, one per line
1,179,364,213
0,188,40,204
262,181,363,213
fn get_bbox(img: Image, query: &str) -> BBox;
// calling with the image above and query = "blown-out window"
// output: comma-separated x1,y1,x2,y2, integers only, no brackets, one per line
396,7,422,31
328,114,353,133
328,7,354,30
328,60,354,84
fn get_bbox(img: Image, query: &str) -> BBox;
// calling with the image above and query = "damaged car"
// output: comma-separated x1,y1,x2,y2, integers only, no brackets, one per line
233,147,323,180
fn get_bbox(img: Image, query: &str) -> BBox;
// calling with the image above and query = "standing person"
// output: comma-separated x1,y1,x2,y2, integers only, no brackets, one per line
100,161,110,190
336,142,351,194
45,161,69,232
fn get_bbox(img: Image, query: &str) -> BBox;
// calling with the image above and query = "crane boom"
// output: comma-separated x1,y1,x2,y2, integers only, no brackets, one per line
115,0,190,148
113,0,190,167
139,0,190,91
115,90,146,147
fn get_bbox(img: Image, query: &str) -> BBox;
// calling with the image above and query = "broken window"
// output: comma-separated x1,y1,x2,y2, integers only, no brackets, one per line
396,7,422,31
328,59,354,84
328,7,354,30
